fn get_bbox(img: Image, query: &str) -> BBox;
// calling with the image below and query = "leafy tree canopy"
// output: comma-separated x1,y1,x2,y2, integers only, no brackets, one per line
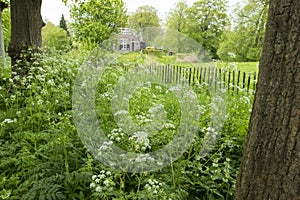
185,0,229,59
70,0,127,46
127,6,160,32
218,0,269,61
166,1,189,33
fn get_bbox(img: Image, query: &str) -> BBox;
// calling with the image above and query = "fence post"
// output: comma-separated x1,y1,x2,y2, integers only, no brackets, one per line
203,67,207,84
253,72,257,93
247,73,251,93
242,72,246,89
189,67,192,85
199,67,203,83
227,71,231,92
218,68,222,91
237,71,241,93
232,70,235,92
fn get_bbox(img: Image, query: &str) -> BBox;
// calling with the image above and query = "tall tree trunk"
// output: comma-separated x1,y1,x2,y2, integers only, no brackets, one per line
8,0,44,78
235,0,300,199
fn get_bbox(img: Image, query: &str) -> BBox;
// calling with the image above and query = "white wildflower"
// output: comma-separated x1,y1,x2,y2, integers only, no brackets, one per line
1,118,17,124
41,89,48,95
98,174,106,179
103,180,110,186
95,186,102,192
95,179,100,183
37,99,43,105
90,182,96,188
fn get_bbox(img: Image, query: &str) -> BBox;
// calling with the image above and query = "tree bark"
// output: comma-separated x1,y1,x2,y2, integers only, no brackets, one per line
8,0,44,77
235,0,300,199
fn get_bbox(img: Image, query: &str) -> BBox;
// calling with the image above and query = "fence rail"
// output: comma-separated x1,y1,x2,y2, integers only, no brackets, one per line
124,64,258,93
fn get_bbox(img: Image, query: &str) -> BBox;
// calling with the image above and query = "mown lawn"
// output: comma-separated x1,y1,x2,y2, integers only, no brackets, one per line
117,51,259,74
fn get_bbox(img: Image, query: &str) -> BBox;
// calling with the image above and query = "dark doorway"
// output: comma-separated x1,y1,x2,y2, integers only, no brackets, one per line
131,40,135,51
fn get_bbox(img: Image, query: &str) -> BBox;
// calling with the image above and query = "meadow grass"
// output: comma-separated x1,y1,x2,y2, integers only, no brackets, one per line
117,51,259,74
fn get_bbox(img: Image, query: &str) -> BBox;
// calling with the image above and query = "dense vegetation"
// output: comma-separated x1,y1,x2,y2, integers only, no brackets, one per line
0,0,266,199
0,48,255,199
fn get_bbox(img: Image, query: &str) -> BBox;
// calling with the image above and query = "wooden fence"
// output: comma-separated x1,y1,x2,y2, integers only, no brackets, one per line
124,64,258,93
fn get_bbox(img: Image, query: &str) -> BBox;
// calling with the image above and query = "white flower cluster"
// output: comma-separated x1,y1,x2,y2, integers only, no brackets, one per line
155,85,162,92
100,92,113,100
162,123,176,129
90,170,115,193
97,141,113,156
135,114,152,125
129,131,151,151
10,95,16,102
1,119,17,127
133,154,155,163
144,178,164,195
205,126,218,139
1,118,17,124
107,128,125,142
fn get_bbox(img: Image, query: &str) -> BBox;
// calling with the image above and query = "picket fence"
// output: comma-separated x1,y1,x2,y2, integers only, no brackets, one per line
124,64,258,93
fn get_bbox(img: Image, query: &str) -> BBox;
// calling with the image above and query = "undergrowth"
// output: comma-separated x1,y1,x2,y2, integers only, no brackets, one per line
0,49,253,199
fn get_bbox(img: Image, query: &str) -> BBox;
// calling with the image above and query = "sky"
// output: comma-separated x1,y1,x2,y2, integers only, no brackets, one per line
41,0,240,25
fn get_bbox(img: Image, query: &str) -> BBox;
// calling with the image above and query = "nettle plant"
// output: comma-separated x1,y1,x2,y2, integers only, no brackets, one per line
0,48,253,199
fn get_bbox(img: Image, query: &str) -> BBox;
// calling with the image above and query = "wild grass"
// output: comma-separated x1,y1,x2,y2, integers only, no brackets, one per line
0,49,253,199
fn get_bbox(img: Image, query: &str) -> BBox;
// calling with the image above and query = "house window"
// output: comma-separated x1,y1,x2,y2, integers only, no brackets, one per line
121,28,126,34
120,39,127,50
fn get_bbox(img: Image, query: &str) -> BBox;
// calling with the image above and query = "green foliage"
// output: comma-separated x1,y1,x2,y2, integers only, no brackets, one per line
127,6,161,32
42,22,70,51
217,0,269,62
1,8,10,51
184,0,229,59
0,47,254,199
142,47,166,58
59,14,70,36
216,61,259,73
0,49,92,199
166,1,189,33
91,62,253,199
70,0,127,46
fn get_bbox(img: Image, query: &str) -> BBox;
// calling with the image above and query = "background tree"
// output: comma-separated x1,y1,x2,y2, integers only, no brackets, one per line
42,22,70,51
166,1,188,33
217,30,242,61
70,0,127,46
59,14,70,36
1,4,10,51
127,6,160,33
218,0,269,61
185,0,229,59
0,1,8,67
235,0,300,199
